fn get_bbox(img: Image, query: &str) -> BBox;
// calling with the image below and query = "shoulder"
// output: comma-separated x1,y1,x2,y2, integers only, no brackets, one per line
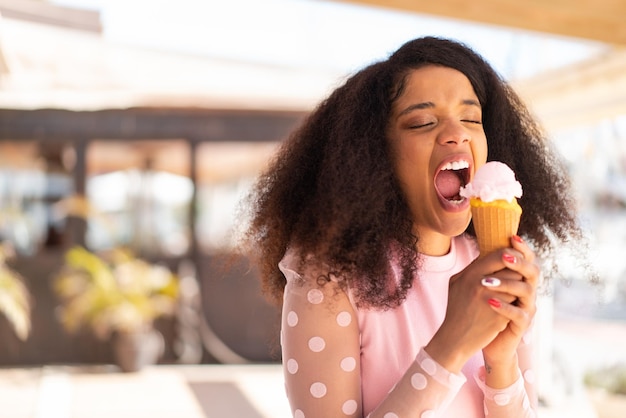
279,247,346,284
279,247,357,309
278,247,338,290
279,247,304,283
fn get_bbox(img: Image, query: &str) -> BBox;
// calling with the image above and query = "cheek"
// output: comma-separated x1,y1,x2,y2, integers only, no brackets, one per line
388,134,434,188
393,146,431,188
393,155,432,203
394,138,432,165
472,135,488,164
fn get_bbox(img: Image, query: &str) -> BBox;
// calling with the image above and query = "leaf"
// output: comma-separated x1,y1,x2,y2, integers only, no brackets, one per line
53,246,179,338
0,265,31,340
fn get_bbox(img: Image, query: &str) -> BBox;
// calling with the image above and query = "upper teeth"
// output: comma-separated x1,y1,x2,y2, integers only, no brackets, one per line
441,160,469,171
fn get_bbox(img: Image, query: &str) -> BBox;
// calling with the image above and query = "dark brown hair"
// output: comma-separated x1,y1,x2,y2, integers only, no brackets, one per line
242,36,586,308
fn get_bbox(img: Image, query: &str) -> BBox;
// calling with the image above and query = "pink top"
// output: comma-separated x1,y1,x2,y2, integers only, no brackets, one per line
279,234,537,418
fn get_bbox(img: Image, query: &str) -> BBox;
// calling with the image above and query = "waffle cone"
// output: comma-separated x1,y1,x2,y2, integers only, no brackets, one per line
470,198,522,257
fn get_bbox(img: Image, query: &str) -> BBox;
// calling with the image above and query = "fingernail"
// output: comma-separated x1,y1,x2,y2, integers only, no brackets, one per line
488,298,501,308
481,277,501,287
512,235,523,244
503,253,517,264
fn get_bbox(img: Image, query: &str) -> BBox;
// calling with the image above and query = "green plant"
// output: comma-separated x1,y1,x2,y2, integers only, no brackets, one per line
53,246,178,339
0,242,31,340
585,363,626,396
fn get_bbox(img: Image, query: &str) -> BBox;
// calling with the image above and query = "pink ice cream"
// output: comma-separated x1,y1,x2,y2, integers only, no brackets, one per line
460,161,522,203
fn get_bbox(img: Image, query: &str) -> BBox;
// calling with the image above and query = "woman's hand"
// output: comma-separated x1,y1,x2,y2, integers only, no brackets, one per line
481,235,540,385
425,237,535,373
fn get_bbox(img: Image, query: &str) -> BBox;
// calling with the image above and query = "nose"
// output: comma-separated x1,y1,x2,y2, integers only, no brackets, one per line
437,120,471,146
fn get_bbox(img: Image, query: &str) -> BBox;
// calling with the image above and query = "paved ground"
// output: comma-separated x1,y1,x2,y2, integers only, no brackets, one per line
0,364,290,418
0,361,601,418
2,314,624,417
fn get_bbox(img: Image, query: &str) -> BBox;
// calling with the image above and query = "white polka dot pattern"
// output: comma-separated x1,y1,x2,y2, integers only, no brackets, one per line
523,369,535,384
420,358,437,376
287,311,299,327
341,356,356,372
307,289,324,304
448,373,458,385
411,372,427,390
494,393,511,406
310,382,327,398
342,399,358,414
336,311,352,327
308,336,326,352
280,243,538,418
287,358,299,374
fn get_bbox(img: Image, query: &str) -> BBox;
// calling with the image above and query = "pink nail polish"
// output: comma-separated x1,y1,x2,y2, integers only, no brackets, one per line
503,253,517,264
488,298,501,308
512,235,523,244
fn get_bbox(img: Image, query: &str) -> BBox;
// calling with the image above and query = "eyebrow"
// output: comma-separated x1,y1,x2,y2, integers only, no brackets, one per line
397,99,481,118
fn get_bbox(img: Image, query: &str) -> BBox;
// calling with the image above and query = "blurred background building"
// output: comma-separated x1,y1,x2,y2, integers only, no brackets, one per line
0,0,625,416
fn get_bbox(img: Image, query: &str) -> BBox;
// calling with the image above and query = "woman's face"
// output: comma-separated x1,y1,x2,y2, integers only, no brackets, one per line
387,65,488,255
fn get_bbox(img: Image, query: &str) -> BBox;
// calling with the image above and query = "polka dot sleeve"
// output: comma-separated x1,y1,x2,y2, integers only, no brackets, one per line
280,260,467,418
368,347,466,418
281,268,363,417
474,326,538,418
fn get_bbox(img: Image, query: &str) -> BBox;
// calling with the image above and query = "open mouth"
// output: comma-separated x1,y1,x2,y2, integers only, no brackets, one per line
434,160,470,204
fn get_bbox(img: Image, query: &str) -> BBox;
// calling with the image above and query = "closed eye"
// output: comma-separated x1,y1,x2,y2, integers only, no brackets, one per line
462,119,482,125
410,122,435,129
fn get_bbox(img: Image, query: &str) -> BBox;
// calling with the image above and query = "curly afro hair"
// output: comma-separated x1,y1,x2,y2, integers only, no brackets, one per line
242,36,586,309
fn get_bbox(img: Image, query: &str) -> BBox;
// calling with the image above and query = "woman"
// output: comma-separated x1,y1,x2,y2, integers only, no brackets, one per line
242,37,584,417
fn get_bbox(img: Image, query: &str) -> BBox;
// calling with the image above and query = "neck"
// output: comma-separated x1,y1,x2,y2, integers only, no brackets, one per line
415,230,452,256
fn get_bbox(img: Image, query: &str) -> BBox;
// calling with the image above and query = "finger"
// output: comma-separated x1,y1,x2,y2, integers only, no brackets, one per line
481,277,502,287
486,297,534,334
482,278,534,306
487,269,523,282
449,250,508,284
501,250,541,288
477,248,526,278
481,277,527,305
510,235,535,263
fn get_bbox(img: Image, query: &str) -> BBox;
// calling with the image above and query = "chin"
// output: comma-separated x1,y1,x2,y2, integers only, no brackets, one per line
445,217,472,237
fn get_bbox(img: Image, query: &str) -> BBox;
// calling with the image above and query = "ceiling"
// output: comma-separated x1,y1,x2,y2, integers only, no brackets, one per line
338,0,626,131
1,0,625,135
337,0,626,45
514,47,626,131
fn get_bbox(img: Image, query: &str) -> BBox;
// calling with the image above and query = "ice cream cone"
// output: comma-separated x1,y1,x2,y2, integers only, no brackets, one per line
460,161,524,257
470,198,522,257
